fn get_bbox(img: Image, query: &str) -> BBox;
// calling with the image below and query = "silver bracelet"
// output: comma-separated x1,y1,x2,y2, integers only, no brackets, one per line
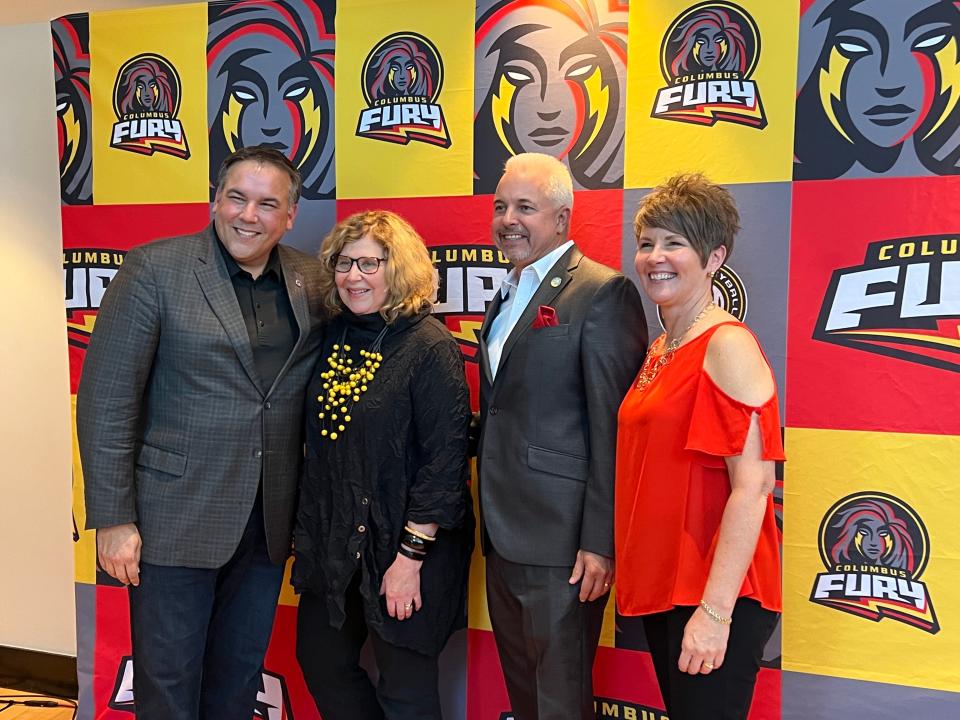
699,600,732,625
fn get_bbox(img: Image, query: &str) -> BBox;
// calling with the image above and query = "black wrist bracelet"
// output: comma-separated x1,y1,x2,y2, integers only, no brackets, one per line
401,539,429,557
397,544,425,561
401,532,428,551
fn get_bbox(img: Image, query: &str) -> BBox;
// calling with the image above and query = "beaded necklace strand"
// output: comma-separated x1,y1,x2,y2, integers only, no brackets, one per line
316,323,388,441
634,302,715,392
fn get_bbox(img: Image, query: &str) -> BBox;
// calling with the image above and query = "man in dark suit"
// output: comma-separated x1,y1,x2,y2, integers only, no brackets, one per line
477,153,648,719
77,147,325,718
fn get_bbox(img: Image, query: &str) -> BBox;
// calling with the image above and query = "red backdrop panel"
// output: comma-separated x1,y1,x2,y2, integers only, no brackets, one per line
787,176,960,435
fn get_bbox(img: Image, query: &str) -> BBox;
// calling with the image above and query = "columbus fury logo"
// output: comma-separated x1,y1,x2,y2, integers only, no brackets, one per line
356,32,451,147
815,234,960,373
652,1,766,128
810,492,938,634
110,53,189,158
430,244,511,361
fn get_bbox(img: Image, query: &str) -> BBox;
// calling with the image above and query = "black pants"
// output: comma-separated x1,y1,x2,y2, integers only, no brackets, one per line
128,493,284,720
485,549,607,720
642,598,778,720
296,580,442,720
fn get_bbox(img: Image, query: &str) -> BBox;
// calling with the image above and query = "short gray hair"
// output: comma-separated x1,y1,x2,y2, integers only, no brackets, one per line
503,153,574,211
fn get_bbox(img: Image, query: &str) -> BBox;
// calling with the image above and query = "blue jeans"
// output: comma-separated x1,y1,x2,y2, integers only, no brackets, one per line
128,494,284,719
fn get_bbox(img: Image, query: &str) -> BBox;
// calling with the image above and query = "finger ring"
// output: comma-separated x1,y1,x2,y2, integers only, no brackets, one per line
404,602,413,610
704,662,714,670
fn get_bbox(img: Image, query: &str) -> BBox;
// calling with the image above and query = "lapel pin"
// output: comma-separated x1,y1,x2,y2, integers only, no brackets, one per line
295,279,302,287
550,276,561,288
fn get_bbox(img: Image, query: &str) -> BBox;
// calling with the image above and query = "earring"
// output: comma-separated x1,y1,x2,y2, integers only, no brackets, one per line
708,271,716,279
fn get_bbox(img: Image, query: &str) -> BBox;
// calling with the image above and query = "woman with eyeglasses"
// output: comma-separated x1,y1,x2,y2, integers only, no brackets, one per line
292,210,473,720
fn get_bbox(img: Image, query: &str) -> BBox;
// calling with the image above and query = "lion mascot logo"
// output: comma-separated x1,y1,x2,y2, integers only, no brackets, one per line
207,0,335,199
52,16,91,205
652,2,765,128
116,57,174,114
667,5,749,75
474,0,628,192
795,0,960,179
811,491,938,633
367,36,436,100
828,498,917,572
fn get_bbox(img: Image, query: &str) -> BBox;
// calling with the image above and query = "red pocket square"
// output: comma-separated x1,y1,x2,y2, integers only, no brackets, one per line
532,305,559,328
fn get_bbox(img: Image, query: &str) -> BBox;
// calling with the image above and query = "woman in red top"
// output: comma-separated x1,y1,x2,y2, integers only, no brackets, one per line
616,174,783,719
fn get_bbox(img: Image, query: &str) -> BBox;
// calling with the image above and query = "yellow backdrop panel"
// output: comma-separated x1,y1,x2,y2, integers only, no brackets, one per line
624,0,798,187
90,3,209,204
783,427,960,693
72,397,97,585
335,0,474,198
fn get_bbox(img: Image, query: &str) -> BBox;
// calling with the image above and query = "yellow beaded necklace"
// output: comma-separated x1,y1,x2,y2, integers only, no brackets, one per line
316,324,388,441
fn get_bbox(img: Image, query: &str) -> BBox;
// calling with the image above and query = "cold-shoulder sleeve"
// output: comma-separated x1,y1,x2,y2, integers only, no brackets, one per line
684,370,785,462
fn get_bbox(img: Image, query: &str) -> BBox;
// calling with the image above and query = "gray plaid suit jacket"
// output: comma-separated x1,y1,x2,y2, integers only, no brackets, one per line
77,226,325,568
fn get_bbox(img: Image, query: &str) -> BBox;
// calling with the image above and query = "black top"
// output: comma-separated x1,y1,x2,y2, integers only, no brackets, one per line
217,239,298,390
292,306,474,655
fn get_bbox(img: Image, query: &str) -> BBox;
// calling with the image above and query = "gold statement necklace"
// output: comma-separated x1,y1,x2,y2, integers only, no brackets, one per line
317,323,388,441
634,302,716,392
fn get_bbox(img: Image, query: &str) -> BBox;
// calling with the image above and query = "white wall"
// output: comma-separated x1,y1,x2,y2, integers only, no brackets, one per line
0,0,189,659
0,21,76,656
0,1,188,27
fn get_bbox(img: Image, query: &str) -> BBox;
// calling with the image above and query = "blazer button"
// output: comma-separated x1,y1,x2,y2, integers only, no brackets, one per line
355,551,361,559
264,401,272,410
358,525,366,533
255,450,263,458
361,497,369,506
490,406,499,415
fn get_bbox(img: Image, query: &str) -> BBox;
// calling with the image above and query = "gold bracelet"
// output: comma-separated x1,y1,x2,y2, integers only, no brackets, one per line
404,525,436,542
699,600,732,625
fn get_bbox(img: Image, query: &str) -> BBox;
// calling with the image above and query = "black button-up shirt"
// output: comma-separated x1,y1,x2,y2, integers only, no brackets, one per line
217,240,298,390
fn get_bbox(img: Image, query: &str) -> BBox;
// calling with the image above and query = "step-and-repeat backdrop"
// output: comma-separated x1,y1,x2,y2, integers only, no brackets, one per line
56,1,960,718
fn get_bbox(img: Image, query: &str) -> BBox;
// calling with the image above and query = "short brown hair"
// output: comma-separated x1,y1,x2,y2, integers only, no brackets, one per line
215,146,302,205
633,173,739,266
318,210,438,323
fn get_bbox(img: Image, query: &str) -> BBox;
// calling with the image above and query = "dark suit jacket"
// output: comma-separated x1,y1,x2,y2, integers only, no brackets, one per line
77,226,325,568
477,245,647,566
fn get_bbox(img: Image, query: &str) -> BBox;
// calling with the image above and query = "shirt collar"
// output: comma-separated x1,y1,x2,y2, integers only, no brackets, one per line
499,239,574,298
216,235,283,282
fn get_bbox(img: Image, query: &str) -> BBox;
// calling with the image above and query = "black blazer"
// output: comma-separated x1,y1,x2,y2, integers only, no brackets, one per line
476,245,647,566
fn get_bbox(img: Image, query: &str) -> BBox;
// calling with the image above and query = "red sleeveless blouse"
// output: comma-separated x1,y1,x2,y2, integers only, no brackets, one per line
615,322,784,616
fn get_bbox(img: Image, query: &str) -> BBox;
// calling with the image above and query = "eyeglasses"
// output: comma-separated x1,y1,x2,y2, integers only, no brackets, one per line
331,254,387,274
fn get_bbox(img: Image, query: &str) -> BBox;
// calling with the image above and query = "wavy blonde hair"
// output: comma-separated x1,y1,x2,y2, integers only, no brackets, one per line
318,210,438,323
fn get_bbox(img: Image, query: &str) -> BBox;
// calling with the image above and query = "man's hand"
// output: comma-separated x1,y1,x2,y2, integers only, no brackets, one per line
568,549,614,602
97,523,142,586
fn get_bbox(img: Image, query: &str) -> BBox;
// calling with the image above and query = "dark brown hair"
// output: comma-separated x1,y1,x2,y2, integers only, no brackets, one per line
215,146,302,206
633,173,739,266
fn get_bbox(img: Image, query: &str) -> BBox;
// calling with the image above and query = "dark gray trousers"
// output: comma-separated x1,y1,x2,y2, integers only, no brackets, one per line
486,549,607,720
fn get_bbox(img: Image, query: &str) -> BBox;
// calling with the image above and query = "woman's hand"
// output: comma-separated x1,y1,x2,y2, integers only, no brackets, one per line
380,552,423,621
678,606,730,675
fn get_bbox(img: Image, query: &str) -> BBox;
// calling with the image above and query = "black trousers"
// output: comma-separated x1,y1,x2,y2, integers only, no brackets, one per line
296,580,442,720
127,493,284,720
642,598,779,720
485,549,607,720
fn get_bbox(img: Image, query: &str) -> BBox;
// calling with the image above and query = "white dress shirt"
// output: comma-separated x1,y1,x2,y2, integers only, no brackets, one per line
486,240,574,378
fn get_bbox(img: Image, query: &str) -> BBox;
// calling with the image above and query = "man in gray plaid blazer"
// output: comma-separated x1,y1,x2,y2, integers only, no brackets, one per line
77,147,325,719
